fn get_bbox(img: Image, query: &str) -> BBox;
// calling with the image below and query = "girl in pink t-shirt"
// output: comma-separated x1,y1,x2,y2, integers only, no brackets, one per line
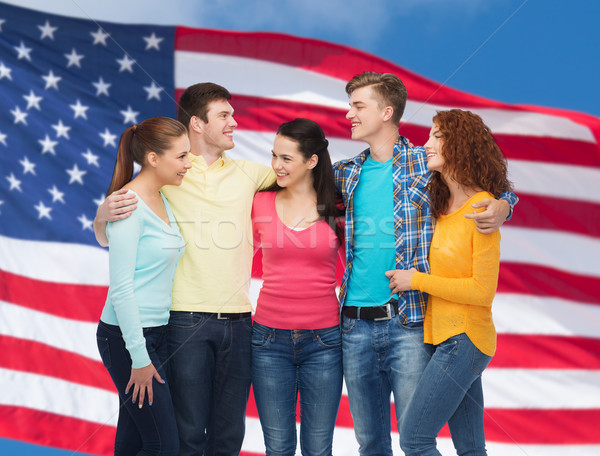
251,118,344,456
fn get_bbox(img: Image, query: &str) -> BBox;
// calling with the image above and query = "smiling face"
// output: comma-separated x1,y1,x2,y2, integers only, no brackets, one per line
346,85,390,144
424,123,445,173
154,134,192,186
271,134,317,189
196,98,237,153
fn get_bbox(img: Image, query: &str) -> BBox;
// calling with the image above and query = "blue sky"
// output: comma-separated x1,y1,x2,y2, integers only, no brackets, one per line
3,0,599,117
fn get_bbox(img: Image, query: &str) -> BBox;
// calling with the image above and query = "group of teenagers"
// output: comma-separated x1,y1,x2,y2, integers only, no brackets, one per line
94,71,517,456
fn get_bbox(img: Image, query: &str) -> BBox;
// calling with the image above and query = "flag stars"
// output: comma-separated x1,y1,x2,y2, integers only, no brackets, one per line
93,77,111,96
42,70,61,90
19,157,36,175
82,149,99,167
143,32,164,50
144,81,163,101
77,214,93,230
14,41,32,61
52,120,71,139
64,48,84,68
6,173,22,192
93,194,106,206
117,54,136,73
0,200,4,215
0,19,5,32
70,99,89,119
66,164,87,185
0,131,6,146
91,27,110,46
23,90,43,110
39,135,58,155
34,201,52,220
99,128,117,147
10,106,28,125
48,185,65,203
38,20,58,40
120,105,139,124
0,62,12,80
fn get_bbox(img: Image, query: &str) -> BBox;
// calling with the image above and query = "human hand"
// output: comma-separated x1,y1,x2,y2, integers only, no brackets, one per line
463,198,509,234
97,188,138,223
385,268,417,295
125,363,164,409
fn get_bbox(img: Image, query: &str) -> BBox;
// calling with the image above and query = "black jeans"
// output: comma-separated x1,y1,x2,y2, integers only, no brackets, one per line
97,320,179,456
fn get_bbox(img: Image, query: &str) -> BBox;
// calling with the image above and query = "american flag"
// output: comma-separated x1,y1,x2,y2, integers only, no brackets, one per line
1,2,599,455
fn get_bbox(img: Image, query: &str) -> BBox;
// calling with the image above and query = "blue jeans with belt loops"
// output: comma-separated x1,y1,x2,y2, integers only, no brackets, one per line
251,322,343,456
342,313,433,456
400,333,493,456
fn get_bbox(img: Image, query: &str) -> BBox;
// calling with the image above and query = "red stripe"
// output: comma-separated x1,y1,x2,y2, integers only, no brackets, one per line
174,27,600,141
492,334,600,369
174,28,494,108
0,406,114,456
509,194,600,238
174,90,600,168
0,269,106,322
0,335,113,391
498,262,600,306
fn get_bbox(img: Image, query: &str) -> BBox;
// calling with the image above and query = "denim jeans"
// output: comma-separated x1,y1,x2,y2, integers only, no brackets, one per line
96,320,179,456
400,333,492,456
341,314,433,456
166,311,252,456
251,322,343,456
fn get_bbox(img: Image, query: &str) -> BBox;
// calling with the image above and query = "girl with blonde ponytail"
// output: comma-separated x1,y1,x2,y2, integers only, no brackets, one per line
97,116,190,455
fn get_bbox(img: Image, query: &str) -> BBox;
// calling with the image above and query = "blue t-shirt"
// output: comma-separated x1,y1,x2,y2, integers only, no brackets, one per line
345,156,398,307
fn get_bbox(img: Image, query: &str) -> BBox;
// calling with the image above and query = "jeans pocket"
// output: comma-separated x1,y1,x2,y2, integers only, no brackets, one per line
315,326,342,348
341,315,356,334
97,336,111,369
168,311,206,329
251,324,272,349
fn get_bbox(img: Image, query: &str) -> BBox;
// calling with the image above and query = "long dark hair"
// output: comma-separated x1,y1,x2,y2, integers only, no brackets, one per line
263,118,344,241
106,117,187,195
429,110,513,218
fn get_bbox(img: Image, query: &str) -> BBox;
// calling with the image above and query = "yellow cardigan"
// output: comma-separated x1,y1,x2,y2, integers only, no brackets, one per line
411,192,500,356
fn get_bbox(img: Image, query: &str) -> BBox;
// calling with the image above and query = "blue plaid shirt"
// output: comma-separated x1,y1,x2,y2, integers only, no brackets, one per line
333,135,518,323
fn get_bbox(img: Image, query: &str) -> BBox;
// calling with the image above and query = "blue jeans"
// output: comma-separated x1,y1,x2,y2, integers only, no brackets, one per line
96,321,179,456
251,322,343,456
167,311,252,456
400,333,492,456
342,314,433,456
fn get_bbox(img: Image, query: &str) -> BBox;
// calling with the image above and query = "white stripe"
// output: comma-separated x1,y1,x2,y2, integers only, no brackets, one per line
500,226,600,277
484,369,600,409
175,51,596,143
0,234,108,285
508,159,600,203
0,301,101,361
493,293,600,338
0,368,117,426
234,132,600,205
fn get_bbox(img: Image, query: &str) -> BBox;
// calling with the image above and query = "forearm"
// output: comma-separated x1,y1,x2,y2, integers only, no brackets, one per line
93,215,109,247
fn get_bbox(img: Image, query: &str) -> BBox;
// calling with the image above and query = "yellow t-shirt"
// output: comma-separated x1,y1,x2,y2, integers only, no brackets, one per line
161,153,275,313
411,192,500,356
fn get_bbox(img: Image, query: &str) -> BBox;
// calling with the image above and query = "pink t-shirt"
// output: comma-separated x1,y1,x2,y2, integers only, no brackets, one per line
252,191,341,329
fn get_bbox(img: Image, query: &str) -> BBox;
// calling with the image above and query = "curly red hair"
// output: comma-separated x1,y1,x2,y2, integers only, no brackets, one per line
429,109,513,218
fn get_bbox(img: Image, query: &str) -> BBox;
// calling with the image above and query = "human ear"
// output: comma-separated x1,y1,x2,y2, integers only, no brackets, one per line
382,106,394,122
308,154,318,170
146,151,159,168
189,116,204,135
